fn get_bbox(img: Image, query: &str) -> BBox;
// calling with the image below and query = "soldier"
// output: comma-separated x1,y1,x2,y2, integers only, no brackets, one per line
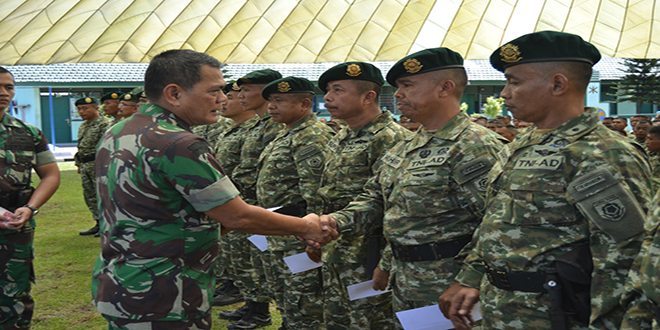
100,92,121,125
74,97,110,236
0,66,60,329
612,117,629,136
213,81,259,307
644,125,660,190
117,91,141,119
256,76,333,329
91,49,336,329
221,69,284,329
633,119,651,146
440,31,652,330
322,48,505,320
313,62,411,329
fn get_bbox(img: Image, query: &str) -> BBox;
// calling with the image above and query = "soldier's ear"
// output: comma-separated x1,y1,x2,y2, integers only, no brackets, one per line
162,84,181,106
551,73,569,96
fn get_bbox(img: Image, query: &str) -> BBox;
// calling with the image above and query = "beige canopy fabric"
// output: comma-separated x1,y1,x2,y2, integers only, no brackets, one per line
0,0,657,65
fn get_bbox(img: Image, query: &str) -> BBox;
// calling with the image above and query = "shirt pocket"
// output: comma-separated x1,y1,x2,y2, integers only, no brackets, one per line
394,166,452,217
507,175,578,226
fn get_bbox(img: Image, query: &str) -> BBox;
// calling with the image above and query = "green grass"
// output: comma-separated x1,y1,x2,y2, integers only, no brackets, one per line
31,162,281,329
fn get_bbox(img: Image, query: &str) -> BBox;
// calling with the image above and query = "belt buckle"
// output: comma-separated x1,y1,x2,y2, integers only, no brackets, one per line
486,264,512,290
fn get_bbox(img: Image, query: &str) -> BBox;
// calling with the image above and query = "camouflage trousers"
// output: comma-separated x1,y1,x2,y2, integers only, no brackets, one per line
222,231,271,303
103,313,212,330
215,230,234,280
391,258,460,311
270,249,324,329
322,261,394,330
0,226,35,329
78,161,99,222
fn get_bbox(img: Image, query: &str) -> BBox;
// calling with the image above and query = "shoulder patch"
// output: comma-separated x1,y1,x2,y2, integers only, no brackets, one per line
297,145,322,160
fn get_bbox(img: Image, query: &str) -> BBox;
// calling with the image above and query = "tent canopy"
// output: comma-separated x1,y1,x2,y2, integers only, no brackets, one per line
0,0,657,65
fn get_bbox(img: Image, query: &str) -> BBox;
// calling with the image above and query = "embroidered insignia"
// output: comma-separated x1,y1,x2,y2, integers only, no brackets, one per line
403,58,423,73
346,64,362,77
419,149,431,158
110,93,118,99
123,94,132,100
594,196,626,221
477,177,488,191
277,81,291,93
500,44,522,63
84,97,92,103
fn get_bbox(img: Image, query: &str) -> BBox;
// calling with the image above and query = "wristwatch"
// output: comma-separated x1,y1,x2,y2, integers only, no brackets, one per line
23,205,39,216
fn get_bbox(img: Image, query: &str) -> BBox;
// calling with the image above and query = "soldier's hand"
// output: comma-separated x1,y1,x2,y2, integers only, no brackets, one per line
0,207,17,229
6,206,31,230
371,266,389,290
442,284,479,330
305,246,322,262
301,213,338,248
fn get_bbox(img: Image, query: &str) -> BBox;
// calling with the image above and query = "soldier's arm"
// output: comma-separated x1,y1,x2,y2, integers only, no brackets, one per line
294,134,330,213
329,168,385,237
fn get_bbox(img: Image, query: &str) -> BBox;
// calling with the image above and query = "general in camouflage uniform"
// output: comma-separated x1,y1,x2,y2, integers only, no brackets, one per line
315,62,411,329
74,97,110,236
0,66,60,329
92,50,334,329
100,91,122,126
328,49,506,318
443,31,652,330
256,77,333,329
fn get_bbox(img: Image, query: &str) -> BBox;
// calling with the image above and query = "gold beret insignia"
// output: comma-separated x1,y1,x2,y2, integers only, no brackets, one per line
111,93,118,99
84,97,92,103
346,64,362,77
277,81,291,93
403,58,423,74
123,94,132,100
500,43,522,63
232,82,240,91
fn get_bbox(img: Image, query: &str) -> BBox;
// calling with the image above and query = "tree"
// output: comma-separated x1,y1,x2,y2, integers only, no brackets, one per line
482,96,504,118
613,59,660,111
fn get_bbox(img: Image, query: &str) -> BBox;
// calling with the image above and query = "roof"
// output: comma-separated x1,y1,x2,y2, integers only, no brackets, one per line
7,57,629,85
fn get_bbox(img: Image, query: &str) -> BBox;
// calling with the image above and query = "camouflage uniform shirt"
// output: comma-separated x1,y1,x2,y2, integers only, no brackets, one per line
213,115,259,176
92,104,240,322
456,108,652,329
75,116,109,166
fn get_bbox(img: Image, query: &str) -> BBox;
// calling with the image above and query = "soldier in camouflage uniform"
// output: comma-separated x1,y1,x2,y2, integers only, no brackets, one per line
74,97,110,236
313,62,411,329
646,125,660,190
116,91,140,119
255,76,333,329
192,115,232,145
0,66,60,329
441,31,652,330
100,92,122,126
324,48,505,320
91,49,335,330
221,69,284,329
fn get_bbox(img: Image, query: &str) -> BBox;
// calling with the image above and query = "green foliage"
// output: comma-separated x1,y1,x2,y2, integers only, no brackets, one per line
481,96,505,119
612,59,660,110
30,165,281,329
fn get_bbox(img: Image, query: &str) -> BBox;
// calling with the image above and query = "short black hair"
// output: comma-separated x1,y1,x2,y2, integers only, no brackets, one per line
144,49,222,101
649,125,660,136
0,66,15,80
352,80,381,98
613,117,627,123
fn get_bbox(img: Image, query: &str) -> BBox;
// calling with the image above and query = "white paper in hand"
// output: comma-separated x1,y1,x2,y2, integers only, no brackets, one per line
396,303,481,330
346,280,390,301
247,235,268,251
283,252,322,274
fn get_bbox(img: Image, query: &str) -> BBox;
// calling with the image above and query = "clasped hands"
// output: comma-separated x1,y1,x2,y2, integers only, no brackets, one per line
300,213,339,250
0,206,31,230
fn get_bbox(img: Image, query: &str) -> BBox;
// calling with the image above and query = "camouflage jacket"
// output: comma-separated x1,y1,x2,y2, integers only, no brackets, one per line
456,108,652,328
318,111,411,271
332,112,504,246
231,113,284,204
213,115,259,177
256,114,333,251
92,104,240,321
192,116,233,147
76,115,110,166
650,152,659,191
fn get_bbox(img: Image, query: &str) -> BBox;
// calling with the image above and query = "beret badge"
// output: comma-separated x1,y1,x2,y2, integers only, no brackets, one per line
277,81,291,93
123,94,132,100
232,82,241,91
403,58,423,74
111,93,118,99
346,64,362,77
84,97,92,103
500,44,522,63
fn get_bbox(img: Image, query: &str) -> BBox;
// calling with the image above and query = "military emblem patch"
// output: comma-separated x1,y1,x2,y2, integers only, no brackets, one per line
500,44,522,63
594,196,626,221
403,58,423,73
346,64,362,77
111,93,118,99
232,82,241,91
123,94,132,100
477,177,488,191
85,97,92,103
419,149,431,158
277,81,291,92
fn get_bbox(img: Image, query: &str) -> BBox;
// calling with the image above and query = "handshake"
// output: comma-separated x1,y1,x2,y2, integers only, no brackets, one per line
300,213,340,249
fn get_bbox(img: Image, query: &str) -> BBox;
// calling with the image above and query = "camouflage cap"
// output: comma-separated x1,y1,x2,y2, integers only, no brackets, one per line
386,47,464,87
317,62,384,92
262,76,315,99
236,69,282,86
75,97,97,106
100,92,121,102
119,91,141,102
490,30,601,72
223,80,239,94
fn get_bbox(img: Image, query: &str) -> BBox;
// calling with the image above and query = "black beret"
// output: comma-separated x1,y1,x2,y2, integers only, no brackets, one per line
119,92,141,102
75,97,97,106
130,86,147,98
100,92,121,102
223,81,240,94
262,76,315,99
386,47,464,86
490,30,601,72
317,62,384,92
237,69,282,86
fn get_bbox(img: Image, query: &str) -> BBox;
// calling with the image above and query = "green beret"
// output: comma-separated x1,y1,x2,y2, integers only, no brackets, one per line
317,62,384,92
490,30,601,72
386,47,464,86
100,92,121,102
119,92,141,102
223,81,239,94
262,76,315,99
237,69,282,86
75,97,97,106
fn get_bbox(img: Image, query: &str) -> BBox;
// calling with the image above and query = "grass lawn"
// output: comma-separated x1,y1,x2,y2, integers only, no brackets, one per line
31,162,281,329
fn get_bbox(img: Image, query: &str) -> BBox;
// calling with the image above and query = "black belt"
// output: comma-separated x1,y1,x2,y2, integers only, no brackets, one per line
485,264,546,293
391,235,472,262
76,153,96,163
